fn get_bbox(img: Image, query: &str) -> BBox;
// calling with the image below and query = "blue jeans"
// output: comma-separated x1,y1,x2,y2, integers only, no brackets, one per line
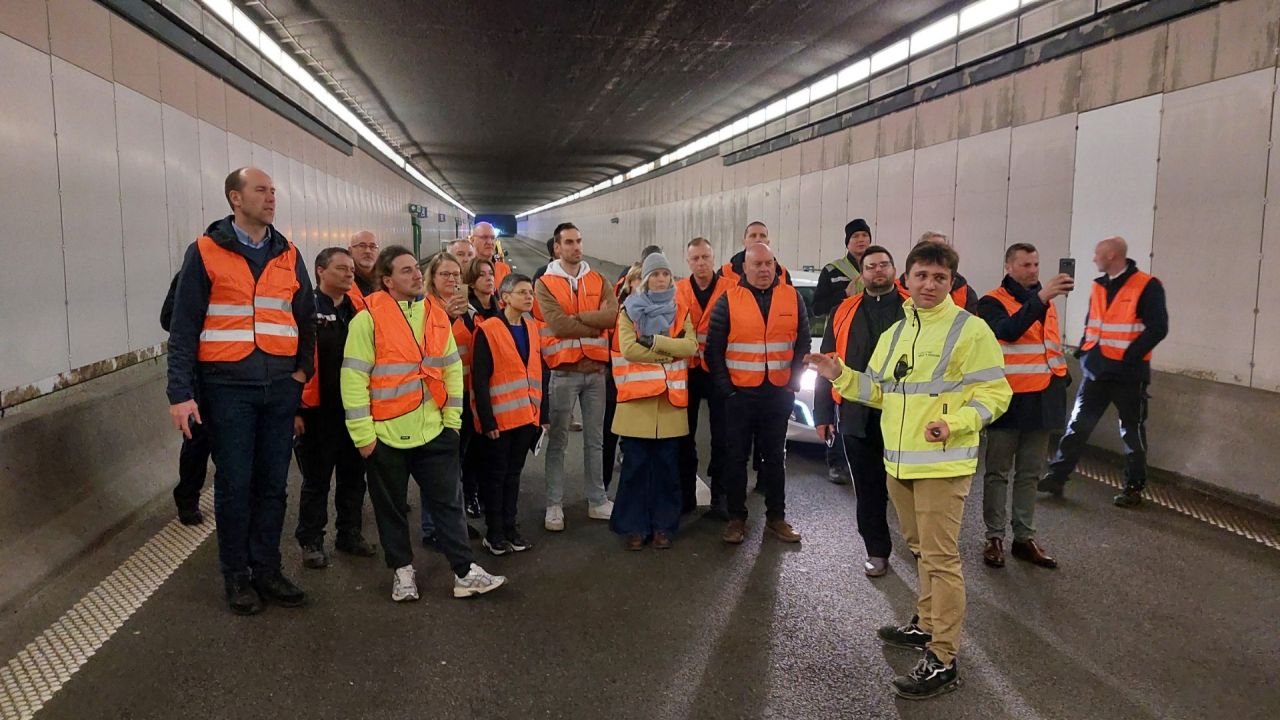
203,377,302,579
610,437,681,537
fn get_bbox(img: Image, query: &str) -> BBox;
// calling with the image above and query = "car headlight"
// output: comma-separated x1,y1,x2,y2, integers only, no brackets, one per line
800,368,817,390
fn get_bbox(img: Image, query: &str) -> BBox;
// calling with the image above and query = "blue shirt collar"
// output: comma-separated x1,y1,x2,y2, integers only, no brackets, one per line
231,221,269,250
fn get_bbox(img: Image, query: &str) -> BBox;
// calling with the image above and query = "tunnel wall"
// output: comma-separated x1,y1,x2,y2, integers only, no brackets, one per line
521,0,1280,508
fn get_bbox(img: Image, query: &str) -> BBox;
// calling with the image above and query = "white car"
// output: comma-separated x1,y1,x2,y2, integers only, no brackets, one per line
788,270,826,445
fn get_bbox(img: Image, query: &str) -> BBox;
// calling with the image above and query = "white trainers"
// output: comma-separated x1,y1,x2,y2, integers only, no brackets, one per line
391,565,419,602
453,563,507,598
545,505,565,532
587,499,614,520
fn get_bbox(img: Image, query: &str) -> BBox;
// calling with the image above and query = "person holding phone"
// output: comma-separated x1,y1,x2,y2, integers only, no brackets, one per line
976,243,1074,570
805,241,1010,701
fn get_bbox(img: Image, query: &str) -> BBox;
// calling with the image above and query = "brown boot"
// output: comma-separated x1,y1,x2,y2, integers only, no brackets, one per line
983,537,1005,568
722,518,746,545
624,534,645,551
652,531,672,550
1011,539,1058,568
765,519,801,543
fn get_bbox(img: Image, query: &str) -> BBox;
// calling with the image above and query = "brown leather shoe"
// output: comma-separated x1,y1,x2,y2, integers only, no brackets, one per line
652,531,672,550
722,519,746,545
624,534,645,551
765,519,801,543
983,537,1005,568
1011,539,1058,569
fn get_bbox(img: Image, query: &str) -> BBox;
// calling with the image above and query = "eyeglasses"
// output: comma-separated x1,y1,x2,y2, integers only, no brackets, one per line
436,271,462,280
864,261,893,271
351,243,379,251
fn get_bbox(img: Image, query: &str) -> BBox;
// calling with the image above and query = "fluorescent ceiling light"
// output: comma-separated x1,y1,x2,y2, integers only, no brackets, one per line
837,59,870,88
747,109,767,128
809,74,838,101
870,39,909,73
765,99,787,120
959,0,1019,32
785,88,809,112
910,15,958,55
231,7,259,44
257,34,282,66
204,0,233,24
716,126,733,143
731,117,750,136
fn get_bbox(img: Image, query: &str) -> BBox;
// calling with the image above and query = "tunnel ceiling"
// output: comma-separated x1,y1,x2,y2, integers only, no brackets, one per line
252,0,963,214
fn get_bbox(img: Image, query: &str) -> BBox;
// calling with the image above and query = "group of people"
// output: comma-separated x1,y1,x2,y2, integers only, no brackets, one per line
164,165,1168,702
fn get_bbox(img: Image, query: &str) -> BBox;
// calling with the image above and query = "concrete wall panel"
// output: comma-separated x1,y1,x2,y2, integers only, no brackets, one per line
1079,26,1167,112
849,120,879,163
1255,79,1280,393
115,84,169,349
1012,54,1080,126
227,132,251,177
818,165,849,265
801,138,823,175
1163,7,1217,92
162,104,202,270
910,140,957,243
875,150,915,261
198,120,228,221
157,45,196,118
48,0,112,82
1212,0,1280,81
1006,113,1077,306
0,0,51,51
915,93,959,148
271,150,293,242
845,159,878,231
879,108,916,156
953,128,1010,294
778,175,802,269
109,13,160,102
797,171,822,269
957,75,1012,139
1151,69,1273,385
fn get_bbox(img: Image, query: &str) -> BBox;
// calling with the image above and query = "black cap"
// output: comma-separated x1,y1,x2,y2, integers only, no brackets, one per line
845,218,871,243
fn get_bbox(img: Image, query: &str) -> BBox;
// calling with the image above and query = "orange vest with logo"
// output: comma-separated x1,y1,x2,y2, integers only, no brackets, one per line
196,235,300,362
985,287,1068,393
675,275,732,371
829,287,910,404
534,272,611,367
724,284,800,388
364,292,457,420
301,288,367,409
611,307,691,407
1082,271,1154,362
473,316,543,432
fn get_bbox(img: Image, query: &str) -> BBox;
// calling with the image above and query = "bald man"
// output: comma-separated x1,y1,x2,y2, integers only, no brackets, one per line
166,166,316,614
470,222,510,287
349,231,380,296
705,243,809,545
1040,237,1168,507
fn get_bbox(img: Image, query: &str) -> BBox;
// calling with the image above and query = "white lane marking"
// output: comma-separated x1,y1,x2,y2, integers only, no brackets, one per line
0,491,215,720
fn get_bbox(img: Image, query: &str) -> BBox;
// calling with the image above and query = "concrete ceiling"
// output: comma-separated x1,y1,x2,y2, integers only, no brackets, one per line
251,0,963,214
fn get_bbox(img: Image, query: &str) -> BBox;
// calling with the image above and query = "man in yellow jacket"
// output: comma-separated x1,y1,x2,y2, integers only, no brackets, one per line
342,246,505,602
807,241,1010,701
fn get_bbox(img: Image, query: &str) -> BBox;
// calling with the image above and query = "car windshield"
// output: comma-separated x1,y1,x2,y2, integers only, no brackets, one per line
794,286,825,338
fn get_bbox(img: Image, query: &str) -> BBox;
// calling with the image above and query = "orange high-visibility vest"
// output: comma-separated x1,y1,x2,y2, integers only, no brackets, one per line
492,257,511,290
674,275,732,371
364,292,457,420
472,315,543,432
453,315,474,391
611,307,691,407
985,286,1068,393
1082,271,1154,362
196,235,300,362
724,284,800,388
534,272,611,367
301,288,367,409
829,287,909,404
720,259,790,285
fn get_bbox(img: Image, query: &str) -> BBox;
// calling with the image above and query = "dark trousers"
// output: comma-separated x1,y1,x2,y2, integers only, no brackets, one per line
842,433,892,558
603,371,619,490
203,377,301,579
610,437,682,537
174,395,212,513
479,424,538,543
723,388,793,520
679,368,724,511
294,407,366,547
420,407,479,537
1047,377,1150,490
366,431,474,576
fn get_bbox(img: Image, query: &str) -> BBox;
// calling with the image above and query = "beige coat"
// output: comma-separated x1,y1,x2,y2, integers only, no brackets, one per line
611,310,699,439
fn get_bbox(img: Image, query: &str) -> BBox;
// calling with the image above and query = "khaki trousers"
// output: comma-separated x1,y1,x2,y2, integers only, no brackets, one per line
887,474,972,665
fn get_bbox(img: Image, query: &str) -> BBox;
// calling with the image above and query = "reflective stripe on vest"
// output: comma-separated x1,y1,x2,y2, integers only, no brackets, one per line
611,308,691,407
674,276,731,371
985,286,1067,394
829,288,909,404
473,316,543,432
867,309,1002,397
535,272,611,367
362,292,453,421
724,284,799,388
1081,271,1154,361
196,235,300,362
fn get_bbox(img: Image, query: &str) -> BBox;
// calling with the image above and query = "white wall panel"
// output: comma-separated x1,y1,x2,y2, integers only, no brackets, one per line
845,159,879,236
818,165,849,268
52,58,128,367
1067,94,1162,341
0,34,69,390
953,128,1011,294
777,175,802,270
875,150,915,262
288,157,306,248
1007,113,1076,257
910,140,957,244
797,171,822,269
197,120,228,221
1255,78,1280,392
115,84,169,350
250,142,272,177
227,132,251,171
161,105,202,274
304,164,319,251
1151,69,1273,385
270,150,292,241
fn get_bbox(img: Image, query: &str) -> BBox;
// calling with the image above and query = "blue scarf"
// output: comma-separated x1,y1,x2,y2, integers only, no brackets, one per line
624,286,677,336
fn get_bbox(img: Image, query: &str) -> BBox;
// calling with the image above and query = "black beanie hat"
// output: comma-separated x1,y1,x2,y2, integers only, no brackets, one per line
845,218,871,243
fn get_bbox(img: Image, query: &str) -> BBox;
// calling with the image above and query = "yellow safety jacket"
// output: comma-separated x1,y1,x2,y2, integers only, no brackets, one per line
830,295,1012,479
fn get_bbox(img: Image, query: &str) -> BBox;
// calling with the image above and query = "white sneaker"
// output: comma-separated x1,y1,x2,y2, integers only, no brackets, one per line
545,505,565,532
391,565,419,602
588,499,614,520
453,563,506,598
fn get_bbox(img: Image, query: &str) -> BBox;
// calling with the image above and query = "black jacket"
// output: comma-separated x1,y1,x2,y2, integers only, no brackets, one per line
1078,259,1168,383
976,275,1069,431
814,289,906,436
812,252,860,317
305,289,360,416
165,216,315,404
705,275,810,399
160,272,180,332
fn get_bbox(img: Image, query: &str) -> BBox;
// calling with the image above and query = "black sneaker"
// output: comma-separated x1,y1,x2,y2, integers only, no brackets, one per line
224,575,263,616
482,537,512,556
877,615,932,650
507,531,533,552
1113,487,1143,508
253,571,307,608
335,535,377,557
1037,474,1066,497
891,651,961,700
421,532,439,549
177,507,205,526
703,503,730,522
300,544,330,569
827,467,852,486
465,498,483,519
